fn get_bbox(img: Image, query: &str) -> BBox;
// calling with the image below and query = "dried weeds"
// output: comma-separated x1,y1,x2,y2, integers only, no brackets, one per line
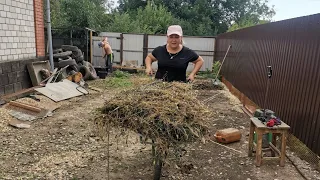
95,80,212,155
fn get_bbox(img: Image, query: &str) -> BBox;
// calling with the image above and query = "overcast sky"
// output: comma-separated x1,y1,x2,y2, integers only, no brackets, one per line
268,0,320,21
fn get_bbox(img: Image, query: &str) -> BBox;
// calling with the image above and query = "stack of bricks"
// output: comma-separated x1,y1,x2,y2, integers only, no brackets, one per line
0,0,45,96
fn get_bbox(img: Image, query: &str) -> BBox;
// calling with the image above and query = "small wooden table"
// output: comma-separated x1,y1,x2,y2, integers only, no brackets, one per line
248,117,290,167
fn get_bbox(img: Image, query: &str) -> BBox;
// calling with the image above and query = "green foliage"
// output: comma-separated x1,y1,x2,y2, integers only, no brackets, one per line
48,0,111,30
105,70,133,88
197,61,222,79
117,0,275,35
228,18,271,32
49,0,276,36
107,2,173,34
106,12,138,33
135,2,174,34
112,70,131,78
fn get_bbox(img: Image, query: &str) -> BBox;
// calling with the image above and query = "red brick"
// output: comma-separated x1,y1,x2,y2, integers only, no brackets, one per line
33,0,45,57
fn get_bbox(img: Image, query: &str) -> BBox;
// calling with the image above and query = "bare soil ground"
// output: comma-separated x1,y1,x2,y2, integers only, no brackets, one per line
0,77,319,180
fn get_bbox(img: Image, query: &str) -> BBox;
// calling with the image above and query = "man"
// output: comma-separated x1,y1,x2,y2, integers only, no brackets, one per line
98,37,114,73
145,25,204,82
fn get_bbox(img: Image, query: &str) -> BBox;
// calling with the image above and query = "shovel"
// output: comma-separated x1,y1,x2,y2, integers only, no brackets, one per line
212,45,232,86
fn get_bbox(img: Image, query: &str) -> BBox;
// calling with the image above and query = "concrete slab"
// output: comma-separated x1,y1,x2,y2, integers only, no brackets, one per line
34,79,88,102
27,60,51,87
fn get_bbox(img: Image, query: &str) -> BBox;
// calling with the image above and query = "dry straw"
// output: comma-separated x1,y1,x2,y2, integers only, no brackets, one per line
95,80,213,155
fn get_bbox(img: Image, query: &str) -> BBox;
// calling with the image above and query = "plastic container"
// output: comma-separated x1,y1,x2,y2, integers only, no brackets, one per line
254,132,273,148
214,128,242,144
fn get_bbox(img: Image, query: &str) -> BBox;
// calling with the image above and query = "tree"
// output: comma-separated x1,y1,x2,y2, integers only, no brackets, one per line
134,1,174,34
106,12,139,33
117,0,275,35
107,1,174,34
227,18,270,32
48,0,112,30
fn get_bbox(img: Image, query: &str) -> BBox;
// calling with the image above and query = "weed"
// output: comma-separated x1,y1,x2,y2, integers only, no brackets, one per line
197,61,222,79
112,70,130,78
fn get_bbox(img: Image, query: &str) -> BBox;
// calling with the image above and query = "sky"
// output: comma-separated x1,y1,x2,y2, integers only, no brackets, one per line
268,0,320,21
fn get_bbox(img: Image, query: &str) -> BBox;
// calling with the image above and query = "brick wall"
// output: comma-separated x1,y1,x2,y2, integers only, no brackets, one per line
0,0,46,96
33,0,45,57
0,0,37,61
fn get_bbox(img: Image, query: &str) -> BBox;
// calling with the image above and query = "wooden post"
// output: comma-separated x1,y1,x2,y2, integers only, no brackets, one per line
120,33,124,65
248,121,254,157
143,34,148,66
280,131,287,166
256,130,263,166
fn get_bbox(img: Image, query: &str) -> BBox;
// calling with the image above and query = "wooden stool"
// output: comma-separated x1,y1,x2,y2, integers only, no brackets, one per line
248,117,290,167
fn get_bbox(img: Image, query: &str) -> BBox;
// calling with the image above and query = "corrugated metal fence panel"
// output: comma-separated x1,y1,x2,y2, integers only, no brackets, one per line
92,32,121,67
92,36,105,67
93,33,215,71
148,35,215,71
100,32,121,64
123,34,144,67
183,37,215,71
215,14,320,155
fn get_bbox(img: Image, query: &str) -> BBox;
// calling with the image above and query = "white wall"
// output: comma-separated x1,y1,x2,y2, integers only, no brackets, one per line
0,0,36,62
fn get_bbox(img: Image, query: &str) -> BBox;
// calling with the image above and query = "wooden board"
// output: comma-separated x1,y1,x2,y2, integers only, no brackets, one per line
34,79,88,102
250,117,290,129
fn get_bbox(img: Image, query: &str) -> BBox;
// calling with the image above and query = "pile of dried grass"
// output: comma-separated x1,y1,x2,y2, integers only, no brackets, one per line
192,79,224,90
95,80,212,154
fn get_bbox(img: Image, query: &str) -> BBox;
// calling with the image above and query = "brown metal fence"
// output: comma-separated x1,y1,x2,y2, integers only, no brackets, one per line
215,14,320,158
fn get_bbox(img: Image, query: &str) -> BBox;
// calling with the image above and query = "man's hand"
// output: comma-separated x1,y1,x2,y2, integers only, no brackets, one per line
187,73,195,82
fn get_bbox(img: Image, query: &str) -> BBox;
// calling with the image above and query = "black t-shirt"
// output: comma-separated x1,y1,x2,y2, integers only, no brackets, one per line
152,45,199,82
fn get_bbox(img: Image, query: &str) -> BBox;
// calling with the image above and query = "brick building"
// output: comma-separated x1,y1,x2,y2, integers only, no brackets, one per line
0,0,45,96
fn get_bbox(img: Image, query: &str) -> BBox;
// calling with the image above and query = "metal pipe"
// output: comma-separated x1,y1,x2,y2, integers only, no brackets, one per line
45,0,54,71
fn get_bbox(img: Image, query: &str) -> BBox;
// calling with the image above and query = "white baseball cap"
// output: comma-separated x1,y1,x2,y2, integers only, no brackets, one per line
167,25,183,36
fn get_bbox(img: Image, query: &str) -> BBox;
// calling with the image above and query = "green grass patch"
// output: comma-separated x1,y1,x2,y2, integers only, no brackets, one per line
112,70,131,78
197,61,222,79
105,77,133,88
105,70,133,88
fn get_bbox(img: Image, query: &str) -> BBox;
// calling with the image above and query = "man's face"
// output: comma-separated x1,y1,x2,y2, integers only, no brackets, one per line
167,34,181,49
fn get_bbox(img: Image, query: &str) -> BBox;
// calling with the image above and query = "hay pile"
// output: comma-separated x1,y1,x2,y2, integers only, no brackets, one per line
192,79,224,90
95,81,212,154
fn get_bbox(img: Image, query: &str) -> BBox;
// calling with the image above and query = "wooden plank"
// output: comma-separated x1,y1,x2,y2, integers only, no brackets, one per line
280,131,287,166
1,86,42,102
251,117,290,129
248,121,254,157
269,142,281,156
255,130,263,166
9,101,42,113
47,68,58,83
262,157,281,160
113,65,145,71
